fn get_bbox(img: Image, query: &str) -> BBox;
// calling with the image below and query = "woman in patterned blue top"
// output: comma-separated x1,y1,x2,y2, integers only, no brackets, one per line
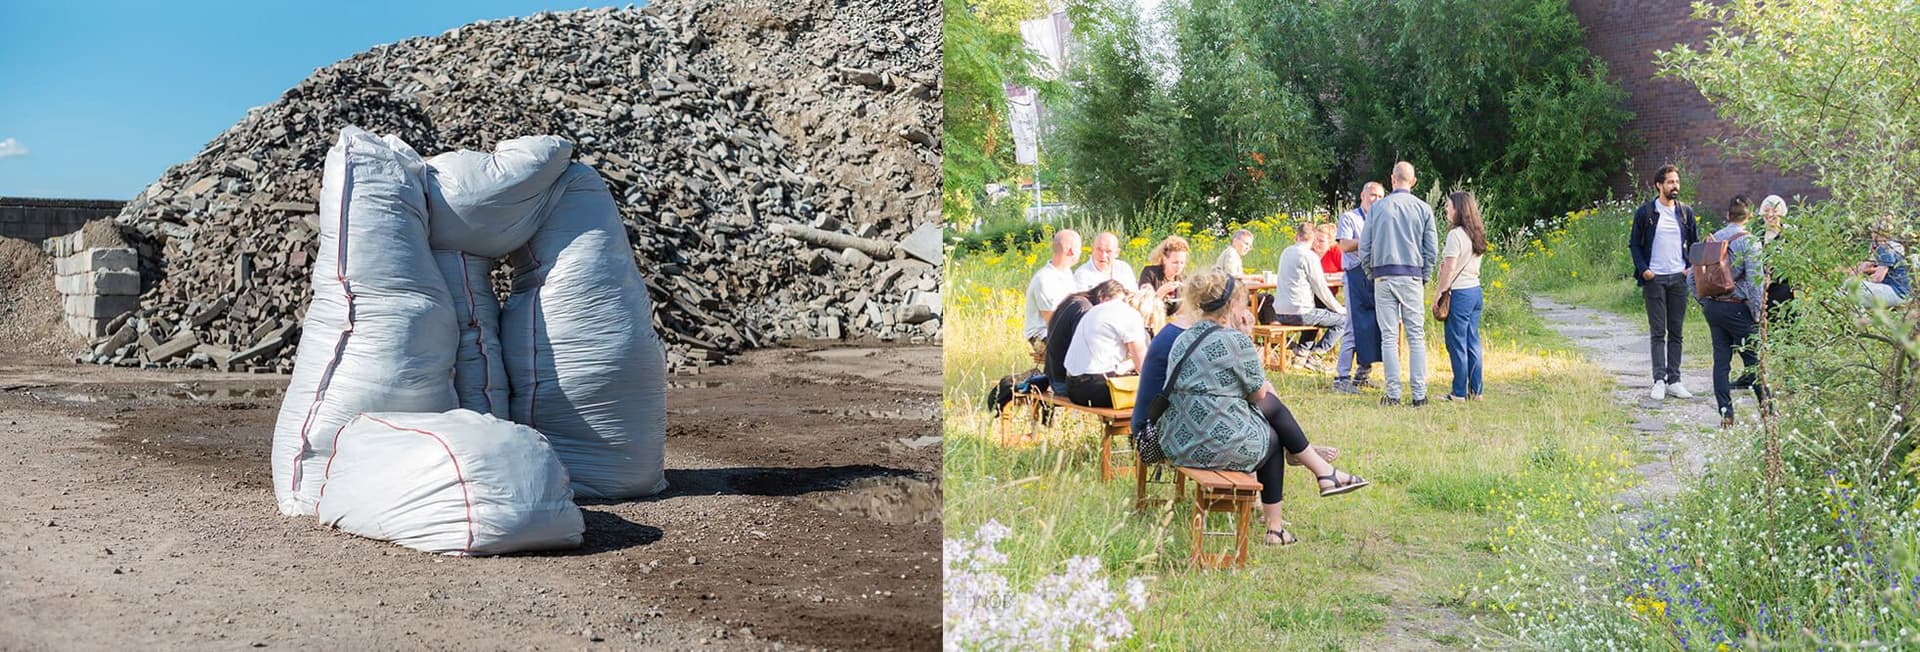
1155,269,1369,546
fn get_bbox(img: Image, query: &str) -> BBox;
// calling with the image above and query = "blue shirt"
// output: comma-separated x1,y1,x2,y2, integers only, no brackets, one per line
1336,207,1366,269
1875,242,1910,299
1130,323,1186,434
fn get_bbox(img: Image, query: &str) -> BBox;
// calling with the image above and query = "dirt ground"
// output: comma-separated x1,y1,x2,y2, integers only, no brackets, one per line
0,343,940,650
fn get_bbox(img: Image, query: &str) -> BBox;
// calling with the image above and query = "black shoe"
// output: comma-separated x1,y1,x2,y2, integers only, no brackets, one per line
1731,373,1756,390
1379,397,1402,407
1410,397,1429,407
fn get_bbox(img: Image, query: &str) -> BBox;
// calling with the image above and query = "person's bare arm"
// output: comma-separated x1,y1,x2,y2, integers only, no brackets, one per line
1338,238,1359,253
1435,256,1456,294
1039,309,1054,324
1126,339,1147,374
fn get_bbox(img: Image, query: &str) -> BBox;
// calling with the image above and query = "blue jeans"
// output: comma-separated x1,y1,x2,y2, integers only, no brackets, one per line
1443,286,1484,398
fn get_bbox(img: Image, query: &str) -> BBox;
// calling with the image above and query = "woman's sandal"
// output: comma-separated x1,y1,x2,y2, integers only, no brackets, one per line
1265,528,1298,546
1286,445,1339,467
1317,469,1371,497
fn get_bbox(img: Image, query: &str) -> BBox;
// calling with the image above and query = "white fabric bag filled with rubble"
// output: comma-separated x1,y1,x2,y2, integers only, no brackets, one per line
272,127,459,517
422,135,573,258
502,163,669,500
315,409,584,556
434,250,509,418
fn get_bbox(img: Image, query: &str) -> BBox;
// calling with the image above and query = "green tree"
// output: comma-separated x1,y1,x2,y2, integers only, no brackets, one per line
1049,0,1165,220
1660,0,1920,462
942,0,1048,229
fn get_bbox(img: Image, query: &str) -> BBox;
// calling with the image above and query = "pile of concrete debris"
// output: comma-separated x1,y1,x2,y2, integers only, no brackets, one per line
88,0,939,372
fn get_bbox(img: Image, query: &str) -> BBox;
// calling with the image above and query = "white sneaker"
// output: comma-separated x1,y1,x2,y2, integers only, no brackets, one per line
1665,382,1694,399
1650,380,1667,400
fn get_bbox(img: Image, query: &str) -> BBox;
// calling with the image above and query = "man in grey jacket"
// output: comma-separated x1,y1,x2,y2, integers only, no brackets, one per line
1357,161,1439,406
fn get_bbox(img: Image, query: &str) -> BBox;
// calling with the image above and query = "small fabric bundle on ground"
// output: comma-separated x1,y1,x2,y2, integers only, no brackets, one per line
503,163,670,500
272,127,458,517
315,409,585,556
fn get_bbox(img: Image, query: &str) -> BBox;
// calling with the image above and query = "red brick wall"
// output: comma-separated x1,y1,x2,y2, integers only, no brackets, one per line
1569,0,1822,217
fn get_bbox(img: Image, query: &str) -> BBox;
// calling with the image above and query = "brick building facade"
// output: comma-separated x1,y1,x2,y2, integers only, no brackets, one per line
1570,0,1821,217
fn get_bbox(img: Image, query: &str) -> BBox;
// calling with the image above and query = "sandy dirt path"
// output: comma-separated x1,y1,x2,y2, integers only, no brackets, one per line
0,344,940,651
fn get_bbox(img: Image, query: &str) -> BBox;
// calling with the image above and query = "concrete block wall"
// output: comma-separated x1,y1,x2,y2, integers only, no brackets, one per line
42,228,141,338
0,198,125,245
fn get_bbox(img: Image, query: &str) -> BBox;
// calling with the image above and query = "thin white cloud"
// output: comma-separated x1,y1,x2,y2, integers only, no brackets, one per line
0,138,26,159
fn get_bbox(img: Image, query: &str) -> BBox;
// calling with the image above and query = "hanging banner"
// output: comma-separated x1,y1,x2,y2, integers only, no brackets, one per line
1006,83,1040,166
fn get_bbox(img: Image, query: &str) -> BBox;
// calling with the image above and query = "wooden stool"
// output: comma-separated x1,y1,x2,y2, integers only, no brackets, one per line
1249,324,1317,372
1177,468,1262,569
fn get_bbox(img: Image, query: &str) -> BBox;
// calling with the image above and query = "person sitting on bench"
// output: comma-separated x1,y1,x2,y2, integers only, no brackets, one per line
1063,280,1147,407
1147,269,1369,547
1043,281,1126,396
1274,221,1347,366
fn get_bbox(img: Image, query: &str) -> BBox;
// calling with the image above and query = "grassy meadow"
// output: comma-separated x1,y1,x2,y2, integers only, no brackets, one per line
942,210,1650,648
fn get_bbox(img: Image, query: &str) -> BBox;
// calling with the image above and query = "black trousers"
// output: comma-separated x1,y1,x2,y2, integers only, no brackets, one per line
1066,374,1115,408
1702,300,1771,419
1641,273,1689,383
1253,393,1312,505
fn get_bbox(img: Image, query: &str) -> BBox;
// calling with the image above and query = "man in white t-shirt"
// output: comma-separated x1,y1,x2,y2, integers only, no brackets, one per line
1216,229,1255,279
1627,165,1698,401
1274,224,1346,364
1074,232,1139,292
1061,298,1147,407
1023,229,1083,354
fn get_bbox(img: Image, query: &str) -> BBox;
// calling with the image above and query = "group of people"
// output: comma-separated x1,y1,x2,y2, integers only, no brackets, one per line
1630,165,1909,427
1017,160,1495,546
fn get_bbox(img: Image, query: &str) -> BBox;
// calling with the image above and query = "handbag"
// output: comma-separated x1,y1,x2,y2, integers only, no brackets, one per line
1136,325,1229,464
1431,251,1473,321
1106,375,1140,409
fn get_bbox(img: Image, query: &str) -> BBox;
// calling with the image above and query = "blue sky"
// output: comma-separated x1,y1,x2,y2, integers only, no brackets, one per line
0,0,631,199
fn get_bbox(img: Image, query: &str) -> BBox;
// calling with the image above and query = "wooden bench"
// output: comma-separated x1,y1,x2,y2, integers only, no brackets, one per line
1250,324,1324,372
996,390,1136,482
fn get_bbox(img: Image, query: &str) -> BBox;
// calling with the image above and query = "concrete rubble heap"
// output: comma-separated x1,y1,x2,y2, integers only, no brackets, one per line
89,0,940,373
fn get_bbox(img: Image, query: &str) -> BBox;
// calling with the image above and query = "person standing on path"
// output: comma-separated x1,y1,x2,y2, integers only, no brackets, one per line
1689,196,1771,427
1437,192,1487,401
1628,164,1699,401
1334,182,1386,393
1357,162,1438,406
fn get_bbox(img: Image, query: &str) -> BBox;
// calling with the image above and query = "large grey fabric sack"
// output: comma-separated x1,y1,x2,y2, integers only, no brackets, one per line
502,163,669,500
272,127,458,516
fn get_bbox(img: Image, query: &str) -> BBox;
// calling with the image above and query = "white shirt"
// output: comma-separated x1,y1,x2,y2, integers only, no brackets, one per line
1441,227,1483,290
1074,259,1140,292
1275,242,1341,315
1023,264,1077,339
1064,300,1146,377
1216,247,1245,275
1650,201,1686,275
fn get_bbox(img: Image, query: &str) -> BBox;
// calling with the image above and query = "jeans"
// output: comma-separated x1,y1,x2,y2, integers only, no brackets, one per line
1374,276,1427,400
1701,299,1770,418
1443,286,1484,398
1279,309,1347,353
1641,273,1688,383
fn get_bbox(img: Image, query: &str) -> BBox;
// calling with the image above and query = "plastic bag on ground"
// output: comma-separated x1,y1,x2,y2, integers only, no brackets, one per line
271,126,459,517
436,250,508,418
503,163,669,500
315,409,585,556
423,135,573,258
